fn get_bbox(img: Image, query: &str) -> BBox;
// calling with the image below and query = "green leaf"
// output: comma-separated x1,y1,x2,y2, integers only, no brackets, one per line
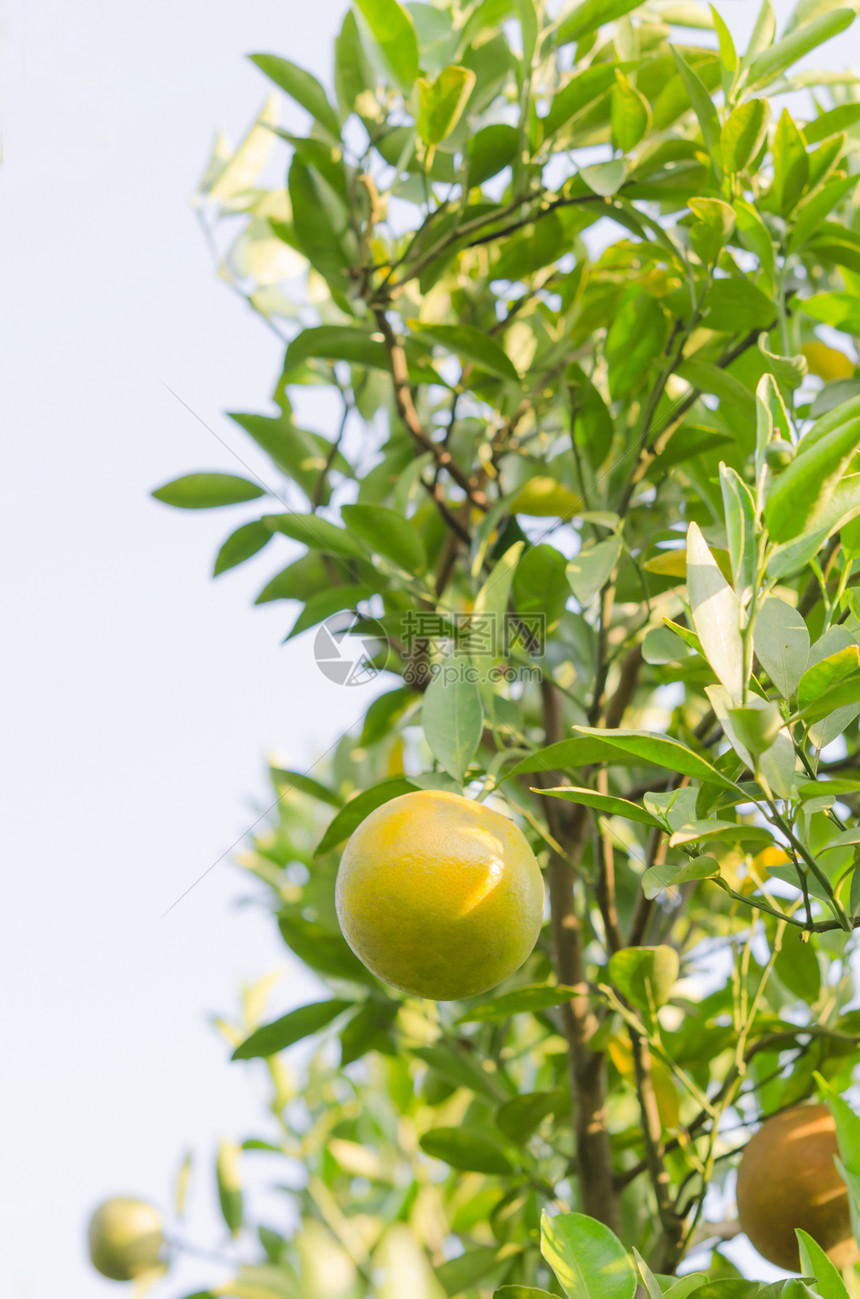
412,323,521,382
733,199,776,283
686,521,744,702
458,985,579,1023
721,99,771,173
467,123,519,186
543,64,619,136
417,65,476,145
249,54,341,138
153,473,265,509
339,999,398,1065
214,520,273,576
797,671,860,724
228,411,344,502
800,292,860,334
314,777,419,856
285,583,374,639
534,785,662,828
611,71,651,153
422,669,483,781
606,294,666,398
816,1073,860,1171
704,278,775,334
754,598,810,698
513,545,569,632
341,503,427,572
719,465,756,603
774,928,821,1001
675,358,756,417
726,702,782,756
270,767,343,807
216,1139,243,1236
288,156,350,290
764,414,860,542
608,945,679,1011
411,1044,504,1101
283,324,387,371
495,1091,566,1142
557,0,643,45
669,818,774,848
506,731,740,791
264,512,367,559
255,552,329,604
437,1248,507,1295
540,1210,637,1299
335,9,375,118
769,109,809,216
798,645,860,713
747,8,855,88
580,159,627,197
796,1231,850,1299
419,1127,514,1174
804,101,860,145
232,998,354,1059
567,537,622,604
788,176,858,254
641,856,720,900
495,1288,556,1298
355,0,420,90
711,5,738,70
672,47,722,171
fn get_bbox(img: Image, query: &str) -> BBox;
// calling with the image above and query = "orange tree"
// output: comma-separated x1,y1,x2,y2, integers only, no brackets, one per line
111,0,860,1294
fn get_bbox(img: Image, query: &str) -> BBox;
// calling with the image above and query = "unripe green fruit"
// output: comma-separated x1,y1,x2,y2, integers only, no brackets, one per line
765,438,795,472
88,1197,164,1281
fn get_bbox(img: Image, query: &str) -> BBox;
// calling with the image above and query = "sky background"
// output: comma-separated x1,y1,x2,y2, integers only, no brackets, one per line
3,1,859,1295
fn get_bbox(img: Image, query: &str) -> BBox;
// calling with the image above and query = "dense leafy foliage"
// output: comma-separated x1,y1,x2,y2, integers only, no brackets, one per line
137,0,860,1294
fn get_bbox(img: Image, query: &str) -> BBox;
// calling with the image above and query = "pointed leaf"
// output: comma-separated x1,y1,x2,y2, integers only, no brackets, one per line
534,786,662,828
341,504,427,572
747,8,855,88
765,415,860,542
422,670,483,781
686,521,744,701
315,777,419,856
506,731,740,791
419,1128,513,1174
214,520,273,575
721,99,771,173
540,1211,637,1299
232,999,354,1060
153,473,265,509
355,0,419,90
412,323,521,382
417,65,476,145
458,985,579,1024
754,598,810,698
250,54,341,138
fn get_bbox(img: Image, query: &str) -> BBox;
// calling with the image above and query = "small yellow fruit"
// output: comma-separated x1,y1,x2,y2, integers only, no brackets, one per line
88,1197,164,1281
737,1103,859,1273
335,789,544,1000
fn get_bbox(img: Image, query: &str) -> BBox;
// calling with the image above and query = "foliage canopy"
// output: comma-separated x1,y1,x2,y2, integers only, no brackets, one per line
138,0,860,1295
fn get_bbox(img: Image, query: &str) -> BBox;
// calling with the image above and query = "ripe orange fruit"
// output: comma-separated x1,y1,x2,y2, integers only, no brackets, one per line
736,1103,859,1273
87,1197,164,1281
335,789,544,1000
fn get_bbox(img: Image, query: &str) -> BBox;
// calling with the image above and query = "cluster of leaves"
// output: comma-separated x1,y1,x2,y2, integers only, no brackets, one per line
142,0,860,1295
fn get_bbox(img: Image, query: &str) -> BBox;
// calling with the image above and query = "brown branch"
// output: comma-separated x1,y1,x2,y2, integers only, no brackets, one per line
538,676,619,1229
373,307,489,510
629,1030,685,1271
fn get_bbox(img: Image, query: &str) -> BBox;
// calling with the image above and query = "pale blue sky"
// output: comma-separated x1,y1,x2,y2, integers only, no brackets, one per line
3,1,859,1295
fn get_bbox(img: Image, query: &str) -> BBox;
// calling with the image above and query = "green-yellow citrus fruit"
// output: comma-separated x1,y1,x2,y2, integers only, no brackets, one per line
737,1103,859,1273
335,789,544,1000
87,1197,164,1281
